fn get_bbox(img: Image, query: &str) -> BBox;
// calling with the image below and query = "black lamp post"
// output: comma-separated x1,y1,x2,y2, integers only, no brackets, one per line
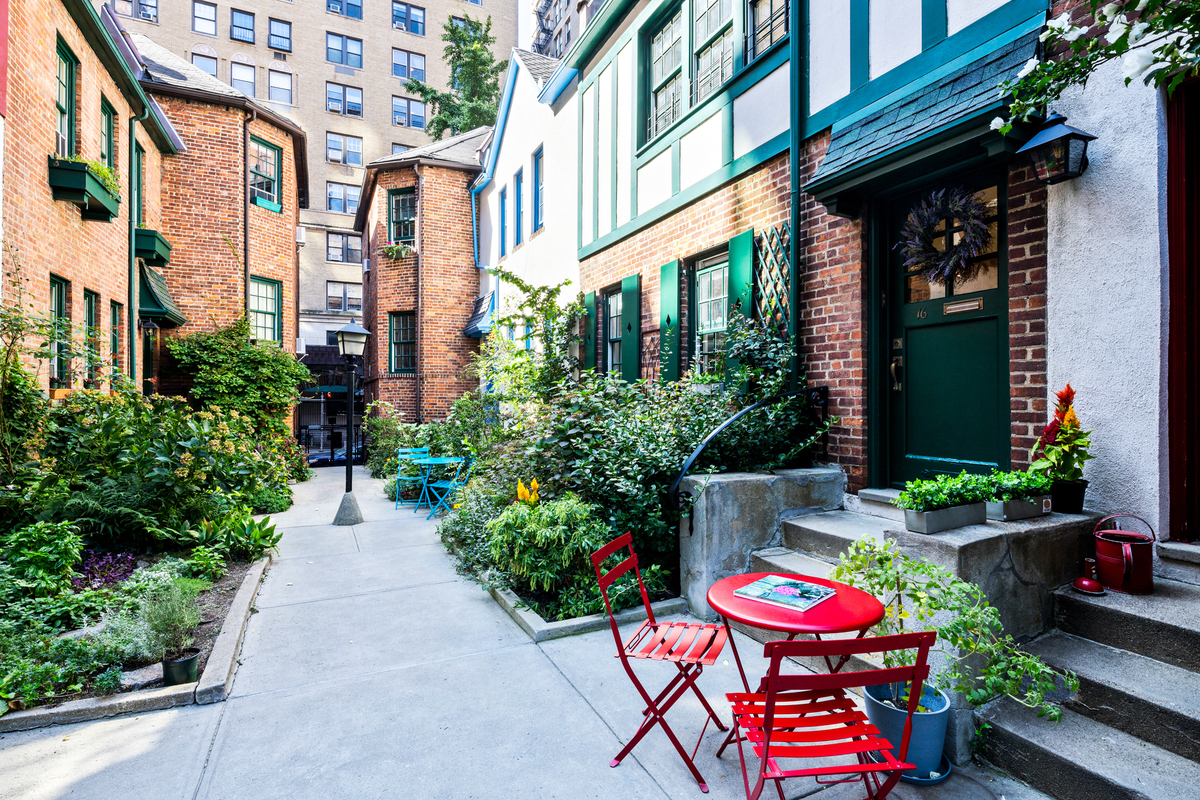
333,317,370,525
1017,112,1097,185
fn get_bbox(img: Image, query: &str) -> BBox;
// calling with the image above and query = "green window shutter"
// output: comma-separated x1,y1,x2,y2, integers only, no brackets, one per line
659,259,680,382
620,274,641,383
583,291,596,370
727,227,755,320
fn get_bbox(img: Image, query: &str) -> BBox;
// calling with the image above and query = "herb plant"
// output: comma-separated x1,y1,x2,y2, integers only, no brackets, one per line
986,470,1053,503
141,582,201,661
893,472,990,513
832,537,1077,721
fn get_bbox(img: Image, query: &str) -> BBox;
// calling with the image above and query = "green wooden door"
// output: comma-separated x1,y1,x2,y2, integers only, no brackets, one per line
886,179,1009,486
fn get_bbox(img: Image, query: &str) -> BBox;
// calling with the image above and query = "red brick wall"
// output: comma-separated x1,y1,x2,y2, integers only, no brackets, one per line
1007,162,1049,469
362,163,480,422
2,0,160,390
153,97,299,397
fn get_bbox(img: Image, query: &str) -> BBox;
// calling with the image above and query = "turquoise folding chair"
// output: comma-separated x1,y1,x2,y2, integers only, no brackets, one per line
394,447,431,509
425,459,472,519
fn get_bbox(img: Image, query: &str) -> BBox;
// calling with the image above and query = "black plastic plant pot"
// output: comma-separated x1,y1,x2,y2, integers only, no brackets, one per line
1050,479,1088,514
162,648,200,686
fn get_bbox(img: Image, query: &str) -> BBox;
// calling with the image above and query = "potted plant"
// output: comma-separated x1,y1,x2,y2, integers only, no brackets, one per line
142,581,202,686
1030,383,1093,514
832,537,1075,784
379,241,413,260
984,469,1053,521
893,472,989,534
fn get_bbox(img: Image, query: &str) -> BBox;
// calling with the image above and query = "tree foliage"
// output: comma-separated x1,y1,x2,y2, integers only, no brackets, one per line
403,14,506,140
998,1,1200,132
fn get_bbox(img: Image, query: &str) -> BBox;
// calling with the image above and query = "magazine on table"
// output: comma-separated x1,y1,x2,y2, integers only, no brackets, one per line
733,575,836,613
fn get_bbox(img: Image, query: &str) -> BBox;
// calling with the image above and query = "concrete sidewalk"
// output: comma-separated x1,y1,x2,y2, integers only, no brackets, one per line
0,468,1040,800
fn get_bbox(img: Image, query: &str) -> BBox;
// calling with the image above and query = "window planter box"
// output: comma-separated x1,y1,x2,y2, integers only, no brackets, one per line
48,388,73,400
134,228,173,266
903,502,986,534
47,157,119,222
985,496,1052,521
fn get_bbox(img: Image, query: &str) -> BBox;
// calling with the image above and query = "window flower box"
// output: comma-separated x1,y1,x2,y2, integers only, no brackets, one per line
47,156,120,222
134,228,173,266
48,388,73,400
985,496,1052,521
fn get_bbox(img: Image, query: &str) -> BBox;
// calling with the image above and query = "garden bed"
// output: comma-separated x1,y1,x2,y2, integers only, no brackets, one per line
489,585,688,643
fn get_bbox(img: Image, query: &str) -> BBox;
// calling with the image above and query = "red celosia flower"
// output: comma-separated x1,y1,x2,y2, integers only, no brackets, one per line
1039,418,1061,449
1055,383,1075,414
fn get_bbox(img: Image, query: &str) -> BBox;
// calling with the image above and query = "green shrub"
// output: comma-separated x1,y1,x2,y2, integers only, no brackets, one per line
92,666,122,695
222,514,281,561
437,479,509,584
187,546,227,581
486,493,612,595
986,470,1053,502
2,521,83,598
93,607,158,667
0,633,122,708
247,484,292,514
142,581,201,661
894,472,992,513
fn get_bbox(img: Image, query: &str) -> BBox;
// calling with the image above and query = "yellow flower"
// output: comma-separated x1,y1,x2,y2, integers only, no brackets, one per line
1062,407,1080,429
517,480,529,502
530,478,538,494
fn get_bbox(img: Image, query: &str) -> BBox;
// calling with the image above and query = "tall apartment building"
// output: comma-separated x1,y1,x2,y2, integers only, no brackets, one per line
98,0,517,355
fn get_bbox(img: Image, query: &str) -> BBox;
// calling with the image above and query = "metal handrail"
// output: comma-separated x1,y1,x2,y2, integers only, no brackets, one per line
664,385,828,513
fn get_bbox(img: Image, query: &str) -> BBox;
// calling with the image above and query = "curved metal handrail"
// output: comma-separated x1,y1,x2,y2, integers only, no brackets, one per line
664,386,828,514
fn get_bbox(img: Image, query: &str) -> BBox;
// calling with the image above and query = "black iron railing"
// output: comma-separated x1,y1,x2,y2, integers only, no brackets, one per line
664,385,828,513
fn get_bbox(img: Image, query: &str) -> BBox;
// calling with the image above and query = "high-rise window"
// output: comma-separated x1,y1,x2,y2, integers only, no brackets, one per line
55,41,77,158
249,277,281,342
268,19,292,51
392,2,425,35
326,83,363,116
250,137,282,210
269,70,292,104
532,147,544,232
392,143,409,155
326,234,363,263
193,1,217,35
231,62,255,96
100,98,115,169
327,33,363,68
392,97,426,128
327,182,361,214
326,281,363,311
327,0,363,20
389,188,416,242
230,9,255,43
392,50,426,81
114,0,157,22
192,53,218,77
326,133,362,165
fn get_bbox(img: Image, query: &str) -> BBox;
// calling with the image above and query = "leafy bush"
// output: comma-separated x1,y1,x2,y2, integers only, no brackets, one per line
986,470,1053,502
142,582,201,661
187,546,227,581
92,666,122,695
486,493,611,594
120,558,191,597
437,482,509,584
247,484,292,514
893,472,992,513
71,550,138,591
93,608,158,667
0,633,122,709
2,521,82,598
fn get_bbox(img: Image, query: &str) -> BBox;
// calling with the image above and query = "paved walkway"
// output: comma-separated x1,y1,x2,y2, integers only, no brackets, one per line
0,468,1040,800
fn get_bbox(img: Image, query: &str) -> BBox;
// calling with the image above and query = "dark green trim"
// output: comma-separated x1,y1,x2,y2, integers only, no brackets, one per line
110,300,121,377
134,143,145,227
56,39,78,157
388,310,417,374
659,259,680,382
250,135,284,212
100,96,116,169
583,291,596,370
850,0,869,91
619,274,641,383
47,156,120,222
387,186,417,243
84,290,100,380
727,227,754,317
49,275,69,384
139,264,188,327
248,275,282,342
134,228,173,266
922,0,948,50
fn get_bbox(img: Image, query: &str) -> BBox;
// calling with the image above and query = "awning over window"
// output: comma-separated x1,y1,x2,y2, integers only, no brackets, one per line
464,291,495,338
138,264,187,328
805,29,1042,217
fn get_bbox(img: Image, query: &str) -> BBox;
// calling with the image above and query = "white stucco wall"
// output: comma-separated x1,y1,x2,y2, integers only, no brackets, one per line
1045,58,1169,533
808,0,851,113
733,63,789,159
477,62,580,315
947,0,1007,35
679,110,722,190
637,147,672,212
869,0,921,79
597,64,614,238
581,84,595,246
616,43,633,226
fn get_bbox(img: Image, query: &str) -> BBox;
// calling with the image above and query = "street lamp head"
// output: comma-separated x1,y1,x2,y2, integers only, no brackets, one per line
336,317,371,358
1017,112,1097,185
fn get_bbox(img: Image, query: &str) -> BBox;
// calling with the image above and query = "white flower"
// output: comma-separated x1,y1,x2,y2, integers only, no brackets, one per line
1123,48,1158,81
1130,21,1150,43
1062,26,1086,42
1136,0,1149,10
990,117,1007,131
1104,15,1130,45
1016,58,1039,80
1099,3,1120,23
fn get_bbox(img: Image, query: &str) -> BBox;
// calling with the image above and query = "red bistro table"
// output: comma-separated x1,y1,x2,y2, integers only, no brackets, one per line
707,572,886,693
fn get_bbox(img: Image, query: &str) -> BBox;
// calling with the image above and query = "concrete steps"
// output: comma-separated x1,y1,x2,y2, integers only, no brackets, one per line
1157,539,1200,587
1054,575,1200,672
843,487,905,522
780,510,894,563
1023,632,1200,762
980,697,1200,800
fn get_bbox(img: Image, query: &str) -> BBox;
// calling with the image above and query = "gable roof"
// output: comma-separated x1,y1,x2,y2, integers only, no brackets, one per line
513,49,560,86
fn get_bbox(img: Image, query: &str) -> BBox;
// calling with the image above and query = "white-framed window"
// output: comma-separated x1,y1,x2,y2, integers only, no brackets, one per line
230,62,255,96
391,2,425,34
326,82,363,116
648,10,683,139
327,33,363,68
268,70,292,104
327,182,361,214
694,254,728,373
392,97,426,128
327,0,363,19
392,49,426,81
193,0,217,35
326,132,363,165
326,234,363,264
192,53,218,77
326,280,363,311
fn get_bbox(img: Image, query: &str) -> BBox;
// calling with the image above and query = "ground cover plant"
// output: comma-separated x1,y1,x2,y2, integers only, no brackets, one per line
366,268,833,621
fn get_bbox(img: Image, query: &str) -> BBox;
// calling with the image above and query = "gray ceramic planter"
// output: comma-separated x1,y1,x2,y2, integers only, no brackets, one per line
904,502,986,534
985,495,1051,521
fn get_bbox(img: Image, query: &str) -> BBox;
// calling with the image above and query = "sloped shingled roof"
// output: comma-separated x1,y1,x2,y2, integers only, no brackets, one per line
513,49,560,86
810,30,1042,184
365,126,491,169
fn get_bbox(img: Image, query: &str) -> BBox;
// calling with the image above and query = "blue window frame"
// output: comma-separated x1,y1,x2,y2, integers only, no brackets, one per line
499,187,507,257
514,169,523,246
532,147,544,232
231,9,255,43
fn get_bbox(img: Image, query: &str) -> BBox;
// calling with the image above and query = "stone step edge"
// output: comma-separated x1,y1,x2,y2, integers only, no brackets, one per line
1158,539,1200,564
0,554,272,734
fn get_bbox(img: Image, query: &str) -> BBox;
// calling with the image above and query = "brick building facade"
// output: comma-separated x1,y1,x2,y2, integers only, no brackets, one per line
355,129,487,422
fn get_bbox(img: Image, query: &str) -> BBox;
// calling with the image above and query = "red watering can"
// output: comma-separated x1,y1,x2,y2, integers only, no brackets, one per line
1093,514,1156,595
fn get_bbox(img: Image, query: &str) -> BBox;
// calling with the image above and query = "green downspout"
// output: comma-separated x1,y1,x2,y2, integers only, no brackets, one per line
128,106,149,381
788,0,802,388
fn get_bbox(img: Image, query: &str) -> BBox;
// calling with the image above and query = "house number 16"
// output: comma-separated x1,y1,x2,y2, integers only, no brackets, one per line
916,308,928,319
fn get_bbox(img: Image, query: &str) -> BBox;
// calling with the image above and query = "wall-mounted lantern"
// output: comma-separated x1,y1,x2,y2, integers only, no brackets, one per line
1017,112,1097,184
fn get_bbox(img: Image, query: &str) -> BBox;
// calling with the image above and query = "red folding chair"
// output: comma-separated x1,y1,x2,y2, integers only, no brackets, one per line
726,631,936,800
591,533,729,793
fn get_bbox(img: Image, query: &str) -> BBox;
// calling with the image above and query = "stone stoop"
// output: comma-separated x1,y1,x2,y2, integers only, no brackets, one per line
843,487,905,522
781,510,895,563
1156,539,1200,586
981,576,1200,800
